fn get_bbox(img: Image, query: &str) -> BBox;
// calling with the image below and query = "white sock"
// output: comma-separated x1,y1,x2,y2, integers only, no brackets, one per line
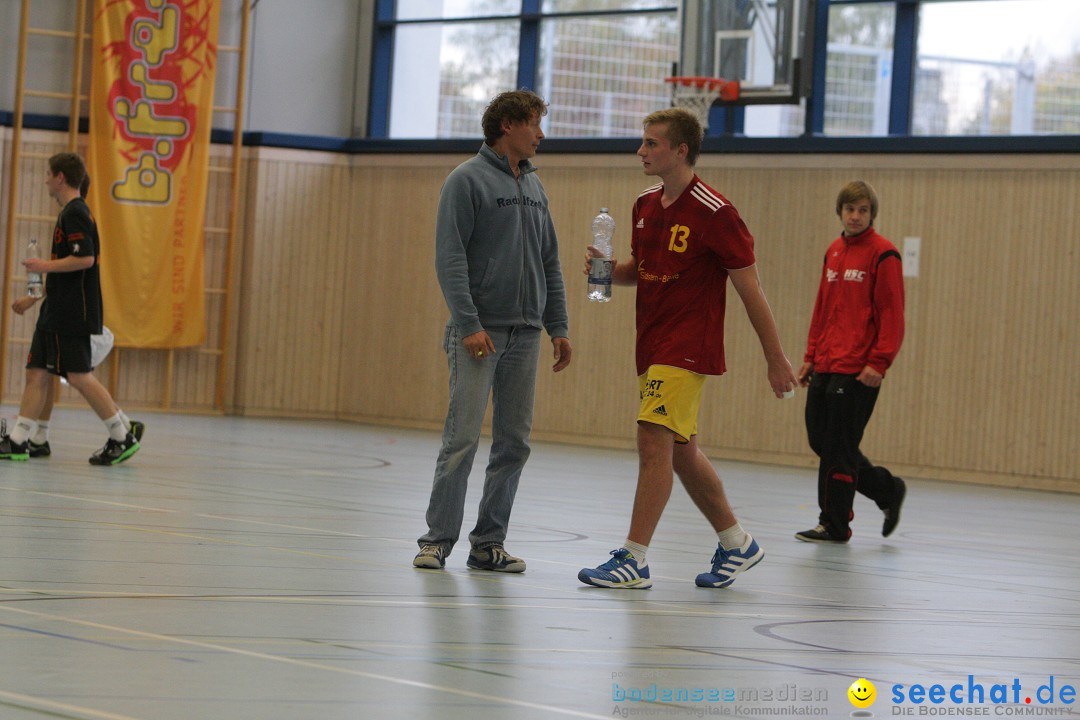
31,420,50,445
623,540,649,565
10,416,37,445
717,523,750,551
104,413,128,441
118,409,131,432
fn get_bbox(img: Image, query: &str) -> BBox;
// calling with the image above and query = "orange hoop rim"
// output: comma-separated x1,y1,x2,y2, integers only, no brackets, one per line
664,76,741,102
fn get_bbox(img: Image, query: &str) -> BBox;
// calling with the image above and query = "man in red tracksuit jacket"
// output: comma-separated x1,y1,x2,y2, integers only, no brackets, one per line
795,180,906,543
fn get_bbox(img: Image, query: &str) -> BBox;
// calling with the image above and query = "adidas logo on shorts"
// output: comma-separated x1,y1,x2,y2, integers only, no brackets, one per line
652,405,668,416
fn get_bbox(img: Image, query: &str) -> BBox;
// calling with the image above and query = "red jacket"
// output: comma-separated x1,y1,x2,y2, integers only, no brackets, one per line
804,227,905,375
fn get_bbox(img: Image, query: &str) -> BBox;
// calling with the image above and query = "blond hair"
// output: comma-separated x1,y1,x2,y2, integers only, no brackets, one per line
642,108,704,166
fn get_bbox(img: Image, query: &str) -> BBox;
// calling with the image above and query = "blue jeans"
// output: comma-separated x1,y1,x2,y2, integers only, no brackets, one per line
418,324,541,556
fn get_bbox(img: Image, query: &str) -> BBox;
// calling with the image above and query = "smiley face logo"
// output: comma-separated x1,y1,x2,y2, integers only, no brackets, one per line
848,678,876,708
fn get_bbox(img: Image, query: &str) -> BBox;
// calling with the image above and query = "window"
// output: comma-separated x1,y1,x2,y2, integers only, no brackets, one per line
824,2,895,136
389,20,520,138
376,1,678,139
914,0,1080,135
744,3,896,138
536,14,678,137
372,0,1080,142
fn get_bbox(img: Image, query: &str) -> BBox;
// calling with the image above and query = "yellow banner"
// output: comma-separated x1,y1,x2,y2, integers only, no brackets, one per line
88,0,220,348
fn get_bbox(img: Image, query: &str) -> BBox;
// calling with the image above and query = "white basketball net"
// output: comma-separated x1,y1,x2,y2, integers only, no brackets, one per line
667,78,730,129
671,88,719,128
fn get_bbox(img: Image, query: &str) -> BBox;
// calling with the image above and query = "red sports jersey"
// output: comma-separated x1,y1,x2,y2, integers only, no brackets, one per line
803,227,905,375
631,176,756,376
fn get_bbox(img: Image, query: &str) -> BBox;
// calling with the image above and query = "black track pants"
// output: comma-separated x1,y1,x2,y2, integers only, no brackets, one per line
805,372,900,537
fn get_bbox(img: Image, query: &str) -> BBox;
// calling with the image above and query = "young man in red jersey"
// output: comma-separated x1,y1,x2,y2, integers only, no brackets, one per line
794,180,906,543
578,108,797,589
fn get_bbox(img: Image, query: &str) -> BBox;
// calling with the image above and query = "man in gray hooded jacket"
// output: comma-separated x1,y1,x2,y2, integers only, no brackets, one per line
414,90,572,573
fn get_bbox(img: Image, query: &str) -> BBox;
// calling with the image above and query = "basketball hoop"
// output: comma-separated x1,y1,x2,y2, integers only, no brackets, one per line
664,76,741,128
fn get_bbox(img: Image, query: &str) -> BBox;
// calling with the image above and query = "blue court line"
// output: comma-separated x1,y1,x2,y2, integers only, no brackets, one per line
0,622,136,652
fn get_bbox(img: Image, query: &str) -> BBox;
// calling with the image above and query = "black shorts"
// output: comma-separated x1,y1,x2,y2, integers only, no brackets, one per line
27,330,93,376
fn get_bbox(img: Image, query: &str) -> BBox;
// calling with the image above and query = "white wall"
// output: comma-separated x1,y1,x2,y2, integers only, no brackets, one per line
246,0,365,137
0,0,89,118
0,0,375,139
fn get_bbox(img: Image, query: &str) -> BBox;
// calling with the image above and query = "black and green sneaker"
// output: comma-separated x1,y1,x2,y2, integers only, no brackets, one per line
0,435,29,462
129,420,145,442
89,433,140,466
28,440,51,458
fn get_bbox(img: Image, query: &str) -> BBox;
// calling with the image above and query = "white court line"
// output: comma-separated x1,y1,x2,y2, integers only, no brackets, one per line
1,485,385,539
0,604,611,720
0,688,145,720
196,513,383,538
0,588,811,621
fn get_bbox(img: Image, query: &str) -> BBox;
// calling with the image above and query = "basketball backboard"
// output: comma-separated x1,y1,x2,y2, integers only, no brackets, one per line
678,0,815,105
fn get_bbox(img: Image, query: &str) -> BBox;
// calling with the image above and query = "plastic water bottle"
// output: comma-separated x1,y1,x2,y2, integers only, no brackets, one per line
587,208,615,302
26,238,43,298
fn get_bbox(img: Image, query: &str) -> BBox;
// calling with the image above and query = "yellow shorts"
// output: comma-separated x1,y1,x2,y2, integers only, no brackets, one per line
637,365,706,444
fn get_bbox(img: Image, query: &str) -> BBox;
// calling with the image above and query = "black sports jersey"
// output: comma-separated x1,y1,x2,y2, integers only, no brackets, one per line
38,197,103,336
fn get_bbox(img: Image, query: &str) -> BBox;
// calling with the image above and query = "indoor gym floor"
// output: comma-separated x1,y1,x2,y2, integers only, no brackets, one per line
0,409,1077,720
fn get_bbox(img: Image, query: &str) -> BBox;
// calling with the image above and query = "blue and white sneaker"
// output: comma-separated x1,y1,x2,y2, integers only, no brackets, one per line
695,536,764,588
578,548,652,589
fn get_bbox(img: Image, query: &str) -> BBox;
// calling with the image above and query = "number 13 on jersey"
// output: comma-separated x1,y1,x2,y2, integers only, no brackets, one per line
668,224,689,252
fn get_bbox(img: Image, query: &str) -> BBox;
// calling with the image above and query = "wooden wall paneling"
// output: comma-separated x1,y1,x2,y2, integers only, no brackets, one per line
0,130,8,400
4,134,1076,493
532,160,645,447
109,347,167,407
169,346,217,410
233,148,352,417
338,157,462,428
326,151,1077,492
230,149,259,414
1048,169,1080,480
236,152,283,413
238,154,285,413
307,158,353,413
0,129,8,292
216,151,253,414
872,168,929,472
690,164,826,464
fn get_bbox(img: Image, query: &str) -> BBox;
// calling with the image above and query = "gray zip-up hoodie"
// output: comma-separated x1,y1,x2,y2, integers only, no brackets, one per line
435,143,569,340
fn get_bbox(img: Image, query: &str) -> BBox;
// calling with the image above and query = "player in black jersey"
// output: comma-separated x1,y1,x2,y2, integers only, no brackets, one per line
1,153,142,464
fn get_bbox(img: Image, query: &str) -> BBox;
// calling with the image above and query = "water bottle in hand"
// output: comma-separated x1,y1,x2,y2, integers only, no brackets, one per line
26,238,43,298
587,208,615,302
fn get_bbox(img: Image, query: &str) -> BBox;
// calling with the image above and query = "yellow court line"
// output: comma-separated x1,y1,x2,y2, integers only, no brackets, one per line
0,486,174,512
0,689,146,720
0,604,611,720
